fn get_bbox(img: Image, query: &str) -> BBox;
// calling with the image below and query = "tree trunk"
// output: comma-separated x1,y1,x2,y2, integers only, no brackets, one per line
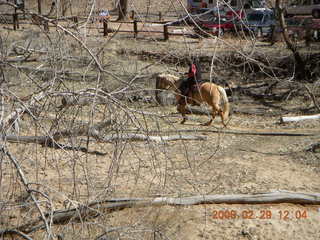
61,0,70,16
275,0,310,81
117,0,128,21
37,0,42,14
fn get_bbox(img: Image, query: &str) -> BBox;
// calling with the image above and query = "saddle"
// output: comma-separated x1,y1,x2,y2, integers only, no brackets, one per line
186,82,204,106
190,82,203,92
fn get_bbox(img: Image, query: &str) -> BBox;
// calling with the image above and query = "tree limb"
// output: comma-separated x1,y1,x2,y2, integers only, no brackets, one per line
280,114,320,123
0,229,33,240
16,191,320,234
100,134,207,142
0,145,52,238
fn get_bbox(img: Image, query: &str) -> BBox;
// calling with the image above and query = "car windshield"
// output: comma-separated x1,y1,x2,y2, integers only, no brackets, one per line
251,0,264,8
247,13,264,21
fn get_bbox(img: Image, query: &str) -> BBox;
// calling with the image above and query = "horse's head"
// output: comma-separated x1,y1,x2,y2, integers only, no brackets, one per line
155,73,182,104
155,73,181,91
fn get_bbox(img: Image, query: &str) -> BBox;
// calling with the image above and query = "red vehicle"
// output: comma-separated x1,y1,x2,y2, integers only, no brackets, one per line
194,17,236,36
226,9,245,20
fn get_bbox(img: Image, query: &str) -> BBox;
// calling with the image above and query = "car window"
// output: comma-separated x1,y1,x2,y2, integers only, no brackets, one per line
230,0,238,6
247,13,264,21
251,0,264,8
289,0,302,5
302,0,310,5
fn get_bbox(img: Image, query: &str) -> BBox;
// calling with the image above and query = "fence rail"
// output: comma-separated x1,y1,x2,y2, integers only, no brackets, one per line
102,20,189,41
2,11,189,41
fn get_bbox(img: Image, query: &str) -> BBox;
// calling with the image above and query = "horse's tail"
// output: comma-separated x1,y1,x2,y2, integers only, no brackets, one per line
217,86,230,120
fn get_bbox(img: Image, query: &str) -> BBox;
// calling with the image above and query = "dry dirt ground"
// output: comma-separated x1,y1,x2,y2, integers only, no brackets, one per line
1,5,320,240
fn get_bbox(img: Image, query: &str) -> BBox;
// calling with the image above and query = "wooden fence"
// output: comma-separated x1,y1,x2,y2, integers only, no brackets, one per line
102,20,183,41
2,11,188,41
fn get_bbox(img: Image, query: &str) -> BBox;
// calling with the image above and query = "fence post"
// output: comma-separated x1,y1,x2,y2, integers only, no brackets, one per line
134,20,138,38
15,8,20,29
131,10,135,20
43,20,49,32
163,24,169,41
305,28,311,47
13,13,18,30
159,12,162,21
103,20,108,36
73,16,78,24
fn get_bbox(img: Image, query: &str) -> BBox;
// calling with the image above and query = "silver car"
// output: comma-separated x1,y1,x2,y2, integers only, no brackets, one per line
285,0,320,18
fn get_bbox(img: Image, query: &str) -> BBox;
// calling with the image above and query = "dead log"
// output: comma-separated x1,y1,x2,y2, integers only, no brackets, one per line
1,91,46,132
1,135,106,155
184,105,271,116
1,145,51,236
101,133,207,142
16,191,320,234
60,95,109,107
280,114,320,123
5,56,39,63
156,129,317,137
52,120,114,140
0,229,33,240
10,65,97,81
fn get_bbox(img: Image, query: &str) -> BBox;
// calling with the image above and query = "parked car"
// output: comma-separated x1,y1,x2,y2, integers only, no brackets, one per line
225,9,245,20
285,0,320,18
235,9,276,37
194,17,236,36
165,8,217,26
270,16,320,42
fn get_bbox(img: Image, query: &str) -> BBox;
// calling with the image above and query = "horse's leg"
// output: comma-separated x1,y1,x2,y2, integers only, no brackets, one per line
177,102,187,124
220,109,227,127
213,103,227,127
202,101,221,126
201,107,216,126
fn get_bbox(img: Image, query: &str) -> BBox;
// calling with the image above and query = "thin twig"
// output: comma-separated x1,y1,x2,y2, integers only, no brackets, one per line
0,145,53,239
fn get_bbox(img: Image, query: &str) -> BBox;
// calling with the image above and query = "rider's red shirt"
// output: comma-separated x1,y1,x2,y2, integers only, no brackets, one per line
188,64,197,78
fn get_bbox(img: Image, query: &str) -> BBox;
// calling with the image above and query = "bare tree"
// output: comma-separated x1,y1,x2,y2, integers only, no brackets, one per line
117,0,128,20
275,0,310,80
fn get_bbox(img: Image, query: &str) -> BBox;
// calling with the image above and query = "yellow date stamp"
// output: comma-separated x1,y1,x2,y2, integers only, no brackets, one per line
212,209,308,220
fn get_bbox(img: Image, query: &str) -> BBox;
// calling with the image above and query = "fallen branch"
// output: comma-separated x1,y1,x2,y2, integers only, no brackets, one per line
1,91,46,132
0,229,33,240
101,133,207,142
154,128,317,137
186,105,280,116
280,114,320,123
17,191,320,234
0,145,52,237
1,120,114,155
52,120,114,141
12,65,97,81
59,95,109,108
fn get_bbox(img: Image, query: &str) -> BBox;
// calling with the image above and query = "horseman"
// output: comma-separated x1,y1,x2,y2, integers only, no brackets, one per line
179,58,202,104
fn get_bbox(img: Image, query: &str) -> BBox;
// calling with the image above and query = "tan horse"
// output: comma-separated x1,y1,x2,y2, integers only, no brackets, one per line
156,73,230,127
